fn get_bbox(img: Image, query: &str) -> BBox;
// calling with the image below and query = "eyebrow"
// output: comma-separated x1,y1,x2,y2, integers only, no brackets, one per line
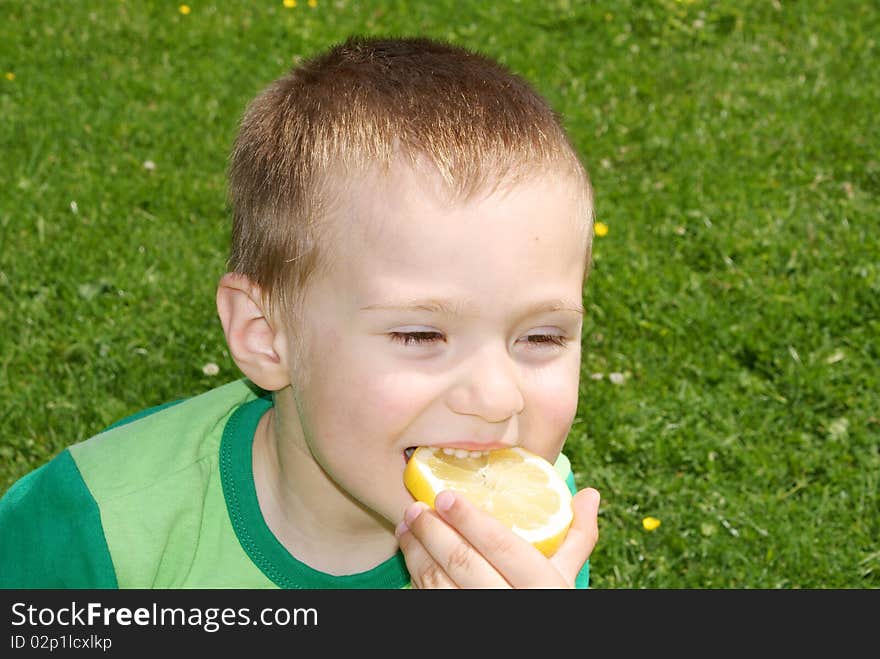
359,298,585,317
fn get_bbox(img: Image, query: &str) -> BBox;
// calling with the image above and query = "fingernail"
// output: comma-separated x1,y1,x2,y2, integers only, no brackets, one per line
394,519,409,537
435,490,455,512
404,503,425,526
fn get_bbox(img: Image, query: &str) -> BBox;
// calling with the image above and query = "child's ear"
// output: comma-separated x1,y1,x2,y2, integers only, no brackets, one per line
216,273,290,391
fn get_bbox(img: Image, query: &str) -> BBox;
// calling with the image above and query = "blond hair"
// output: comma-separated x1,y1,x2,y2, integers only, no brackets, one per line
228,35,593,325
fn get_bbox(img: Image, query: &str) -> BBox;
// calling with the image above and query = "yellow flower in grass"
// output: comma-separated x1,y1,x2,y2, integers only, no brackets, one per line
308,0,317,6
283,0,296,7
642,516,661,531
4,72,14,81
594,221,609,237
179,4,191,15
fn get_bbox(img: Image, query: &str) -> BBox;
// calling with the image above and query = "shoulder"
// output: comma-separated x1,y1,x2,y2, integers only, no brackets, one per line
555,450,591,589
70,378,265,500
69,379,269,587
554,451,577,495
0,449,117,588
0,379,268,589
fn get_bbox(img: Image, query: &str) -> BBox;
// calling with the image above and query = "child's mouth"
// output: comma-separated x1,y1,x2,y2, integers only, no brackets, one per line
404,446,492,462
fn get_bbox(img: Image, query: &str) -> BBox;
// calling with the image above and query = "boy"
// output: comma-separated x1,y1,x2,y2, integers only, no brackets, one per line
0,36,600,588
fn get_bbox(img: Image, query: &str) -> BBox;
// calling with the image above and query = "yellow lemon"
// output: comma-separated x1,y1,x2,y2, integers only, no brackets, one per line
403,446,573,557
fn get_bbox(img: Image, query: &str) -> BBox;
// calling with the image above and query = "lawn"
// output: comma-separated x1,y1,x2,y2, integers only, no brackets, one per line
1,0,877,588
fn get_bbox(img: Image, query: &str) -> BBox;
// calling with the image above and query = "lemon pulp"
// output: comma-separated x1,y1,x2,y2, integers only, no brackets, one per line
403,446,573,556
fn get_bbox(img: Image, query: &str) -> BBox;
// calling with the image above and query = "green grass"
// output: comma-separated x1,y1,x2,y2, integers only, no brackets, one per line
1,0,877,588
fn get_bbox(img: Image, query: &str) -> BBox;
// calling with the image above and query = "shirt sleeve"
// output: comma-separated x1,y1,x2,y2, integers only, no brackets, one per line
0,450,118,588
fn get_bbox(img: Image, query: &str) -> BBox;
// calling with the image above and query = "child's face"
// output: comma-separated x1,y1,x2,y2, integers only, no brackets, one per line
285,163,589,525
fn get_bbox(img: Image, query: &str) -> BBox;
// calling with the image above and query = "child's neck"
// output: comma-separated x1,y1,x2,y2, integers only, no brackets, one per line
251,406,399,576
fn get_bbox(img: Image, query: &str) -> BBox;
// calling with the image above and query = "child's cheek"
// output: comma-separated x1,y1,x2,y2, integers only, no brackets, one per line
543,384,580,430
360,370,433,420
527,370,581,452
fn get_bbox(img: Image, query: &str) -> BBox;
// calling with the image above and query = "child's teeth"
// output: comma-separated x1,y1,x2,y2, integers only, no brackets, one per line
436,447,490,457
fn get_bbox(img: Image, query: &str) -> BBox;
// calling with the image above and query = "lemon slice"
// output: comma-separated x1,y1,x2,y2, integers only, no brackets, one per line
403,446,573,557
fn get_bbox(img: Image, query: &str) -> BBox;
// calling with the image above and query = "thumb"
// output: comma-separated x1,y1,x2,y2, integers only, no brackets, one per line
551,487,600,583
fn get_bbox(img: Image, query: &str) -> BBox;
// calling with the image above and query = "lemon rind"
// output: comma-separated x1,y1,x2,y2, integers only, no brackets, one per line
403,446,574,557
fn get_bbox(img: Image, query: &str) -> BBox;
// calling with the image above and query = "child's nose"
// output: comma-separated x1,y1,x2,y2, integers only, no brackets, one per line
445,344,525,423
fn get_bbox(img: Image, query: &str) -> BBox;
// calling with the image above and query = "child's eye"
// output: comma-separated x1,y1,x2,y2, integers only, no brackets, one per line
389,331,446,345
520,333,568,348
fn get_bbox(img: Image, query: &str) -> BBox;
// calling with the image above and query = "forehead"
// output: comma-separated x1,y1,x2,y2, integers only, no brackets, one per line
309,161,590,312
328,158,591,255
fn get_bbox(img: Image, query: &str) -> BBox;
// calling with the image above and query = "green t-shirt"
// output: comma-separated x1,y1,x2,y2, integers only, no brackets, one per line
0,379,589,589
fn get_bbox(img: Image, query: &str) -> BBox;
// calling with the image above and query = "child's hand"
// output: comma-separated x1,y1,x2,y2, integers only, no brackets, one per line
396,487,600,588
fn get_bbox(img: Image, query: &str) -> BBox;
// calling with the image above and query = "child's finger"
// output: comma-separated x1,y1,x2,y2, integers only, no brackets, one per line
430,490,570,588
550,487,600,583
400,500,511,589
396,512,457,589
